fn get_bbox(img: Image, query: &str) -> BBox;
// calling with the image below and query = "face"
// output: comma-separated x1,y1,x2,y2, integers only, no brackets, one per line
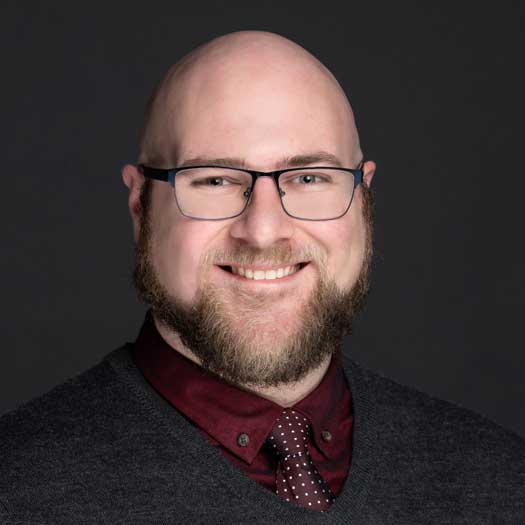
128,34,375,387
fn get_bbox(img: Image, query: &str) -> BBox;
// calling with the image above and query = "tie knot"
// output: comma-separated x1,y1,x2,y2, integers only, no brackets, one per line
267,409,311,458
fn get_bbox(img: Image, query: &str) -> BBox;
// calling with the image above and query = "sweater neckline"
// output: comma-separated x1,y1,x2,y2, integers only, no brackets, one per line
106,344,380,521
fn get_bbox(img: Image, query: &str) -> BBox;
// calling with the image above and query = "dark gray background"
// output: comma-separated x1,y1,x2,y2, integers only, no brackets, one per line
2,2,524,436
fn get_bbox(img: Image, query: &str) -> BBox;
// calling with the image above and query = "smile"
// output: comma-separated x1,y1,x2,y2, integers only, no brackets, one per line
219,262,309,281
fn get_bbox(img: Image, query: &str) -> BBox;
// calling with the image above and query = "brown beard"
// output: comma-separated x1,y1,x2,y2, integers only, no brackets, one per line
132,182,373,388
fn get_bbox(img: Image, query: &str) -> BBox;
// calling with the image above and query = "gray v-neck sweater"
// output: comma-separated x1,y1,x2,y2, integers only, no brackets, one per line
1,344,524,524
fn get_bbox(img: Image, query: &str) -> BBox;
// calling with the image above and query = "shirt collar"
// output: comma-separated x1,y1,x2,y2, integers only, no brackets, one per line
132,311,350,464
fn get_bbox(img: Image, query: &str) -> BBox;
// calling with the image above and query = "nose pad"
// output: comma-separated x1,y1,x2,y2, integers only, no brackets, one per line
243,187,285,199
243,176,286,201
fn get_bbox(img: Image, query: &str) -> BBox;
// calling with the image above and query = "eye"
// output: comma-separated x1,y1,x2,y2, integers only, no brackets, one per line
297,174,320,184
279,168,335,186
283,172,331,185
193,177,237,186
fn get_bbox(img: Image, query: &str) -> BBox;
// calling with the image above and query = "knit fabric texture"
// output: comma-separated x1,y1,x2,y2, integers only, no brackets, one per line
1,344,524,524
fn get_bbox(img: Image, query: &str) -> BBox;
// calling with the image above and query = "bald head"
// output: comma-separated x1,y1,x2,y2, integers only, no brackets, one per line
140,31,362,170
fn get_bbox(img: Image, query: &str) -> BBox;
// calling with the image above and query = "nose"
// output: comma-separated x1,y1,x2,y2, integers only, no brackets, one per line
228,175,294,249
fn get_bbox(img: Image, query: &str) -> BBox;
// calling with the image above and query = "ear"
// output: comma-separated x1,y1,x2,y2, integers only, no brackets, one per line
122,164,145,242
363,160,376,188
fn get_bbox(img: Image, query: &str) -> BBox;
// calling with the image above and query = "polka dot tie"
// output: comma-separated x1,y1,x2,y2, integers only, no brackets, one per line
267,409,336,511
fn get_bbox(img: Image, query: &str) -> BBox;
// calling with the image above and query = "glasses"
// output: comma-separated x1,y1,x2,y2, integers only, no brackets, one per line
138,163,364,221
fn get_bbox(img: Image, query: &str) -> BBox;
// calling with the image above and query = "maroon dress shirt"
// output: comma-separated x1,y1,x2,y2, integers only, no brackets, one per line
131,311,353,496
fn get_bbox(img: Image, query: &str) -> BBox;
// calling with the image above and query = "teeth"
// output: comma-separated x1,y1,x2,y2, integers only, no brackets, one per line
229,264,301,281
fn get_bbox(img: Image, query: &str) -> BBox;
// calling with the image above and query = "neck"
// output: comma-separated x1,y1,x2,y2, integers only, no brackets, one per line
153,316,332,408
243,357,332,407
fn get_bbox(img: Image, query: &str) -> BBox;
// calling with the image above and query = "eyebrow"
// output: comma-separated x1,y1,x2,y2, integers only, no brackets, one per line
178,151,345,170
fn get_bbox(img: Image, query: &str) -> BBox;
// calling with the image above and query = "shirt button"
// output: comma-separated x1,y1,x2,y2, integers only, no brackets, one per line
237,433,250,447
321,430,332,442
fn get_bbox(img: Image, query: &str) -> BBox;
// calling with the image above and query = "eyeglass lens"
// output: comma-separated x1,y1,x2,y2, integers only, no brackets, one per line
173,167,356,220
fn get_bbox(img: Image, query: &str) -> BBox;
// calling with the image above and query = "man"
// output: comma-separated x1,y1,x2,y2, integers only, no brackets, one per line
1,31,523,524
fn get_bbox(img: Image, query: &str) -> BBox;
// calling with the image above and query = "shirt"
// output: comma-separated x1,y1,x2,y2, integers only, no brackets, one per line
131,311,353,495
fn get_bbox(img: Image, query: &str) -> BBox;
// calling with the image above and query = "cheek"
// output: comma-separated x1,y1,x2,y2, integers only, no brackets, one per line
317,208,366,290
151,211,216,305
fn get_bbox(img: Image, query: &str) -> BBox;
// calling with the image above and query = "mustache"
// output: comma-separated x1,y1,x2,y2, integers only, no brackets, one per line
202,244,327,268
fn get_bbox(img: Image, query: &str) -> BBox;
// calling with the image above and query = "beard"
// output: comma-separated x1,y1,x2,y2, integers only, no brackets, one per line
132,183,373,388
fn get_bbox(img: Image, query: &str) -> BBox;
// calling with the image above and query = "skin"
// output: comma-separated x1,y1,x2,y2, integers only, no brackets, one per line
122,31,376,406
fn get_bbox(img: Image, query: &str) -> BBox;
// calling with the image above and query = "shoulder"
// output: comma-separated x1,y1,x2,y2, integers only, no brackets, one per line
0,345,172,521
344,356,525,502
345,355,524,436
0,347,131,504
0,348,124,443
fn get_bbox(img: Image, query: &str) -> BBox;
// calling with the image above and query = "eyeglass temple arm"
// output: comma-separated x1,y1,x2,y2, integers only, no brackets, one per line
139,165,169,181
354,160,365,186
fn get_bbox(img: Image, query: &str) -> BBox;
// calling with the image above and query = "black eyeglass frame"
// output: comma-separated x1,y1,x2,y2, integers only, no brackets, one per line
138,162,365,221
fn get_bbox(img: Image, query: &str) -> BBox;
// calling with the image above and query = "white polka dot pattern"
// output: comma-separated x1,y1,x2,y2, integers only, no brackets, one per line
267,409,336,512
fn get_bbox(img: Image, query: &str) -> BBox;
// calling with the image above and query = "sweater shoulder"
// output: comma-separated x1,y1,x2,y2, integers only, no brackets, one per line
1,348,121,431
0,345,240,523
345,357,525,467
0,346,143,468
340,357,525,520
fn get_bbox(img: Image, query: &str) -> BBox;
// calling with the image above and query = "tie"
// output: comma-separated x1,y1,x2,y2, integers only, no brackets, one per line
267,408,336,511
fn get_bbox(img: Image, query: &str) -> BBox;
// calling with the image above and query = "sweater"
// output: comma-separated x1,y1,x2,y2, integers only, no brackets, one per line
1,344,524,524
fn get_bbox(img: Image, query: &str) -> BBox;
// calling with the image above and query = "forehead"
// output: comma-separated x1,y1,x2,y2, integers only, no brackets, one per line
159,57,358,168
